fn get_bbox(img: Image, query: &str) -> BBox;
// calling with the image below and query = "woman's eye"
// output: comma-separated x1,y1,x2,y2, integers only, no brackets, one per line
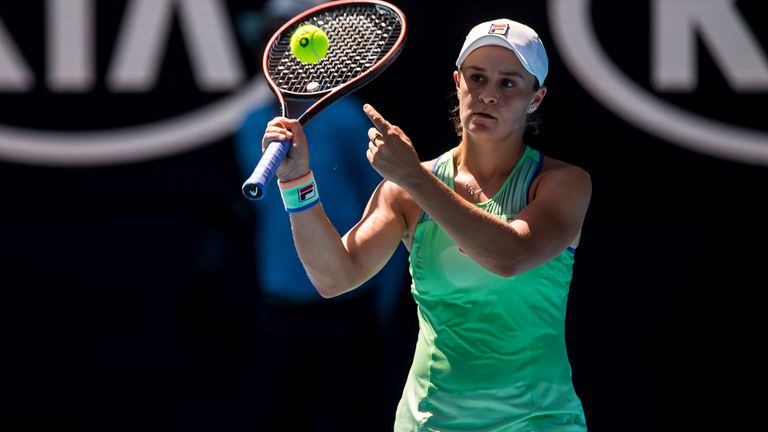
470,74,486,83
502,80,516,89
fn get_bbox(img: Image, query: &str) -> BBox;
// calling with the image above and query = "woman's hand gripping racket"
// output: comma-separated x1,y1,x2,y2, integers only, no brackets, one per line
241,0,407,200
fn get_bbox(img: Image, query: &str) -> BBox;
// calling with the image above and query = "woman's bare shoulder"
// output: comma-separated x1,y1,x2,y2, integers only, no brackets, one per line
531,154,592,201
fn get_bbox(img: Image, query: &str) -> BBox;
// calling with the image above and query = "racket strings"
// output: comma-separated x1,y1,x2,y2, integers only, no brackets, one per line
267,5,403,95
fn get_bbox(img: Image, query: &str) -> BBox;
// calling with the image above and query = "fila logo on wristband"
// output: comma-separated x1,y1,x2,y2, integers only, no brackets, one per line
279,171,320,213
298,183,316,202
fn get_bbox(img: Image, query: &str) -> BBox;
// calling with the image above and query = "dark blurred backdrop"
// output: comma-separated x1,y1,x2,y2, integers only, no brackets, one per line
1,1,766,431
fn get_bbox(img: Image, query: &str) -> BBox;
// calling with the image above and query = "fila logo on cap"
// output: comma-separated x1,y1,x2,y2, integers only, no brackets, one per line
488,23,510,36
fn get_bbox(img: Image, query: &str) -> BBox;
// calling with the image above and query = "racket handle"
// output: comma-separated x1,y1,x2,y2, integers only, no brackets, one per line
241,139,291,200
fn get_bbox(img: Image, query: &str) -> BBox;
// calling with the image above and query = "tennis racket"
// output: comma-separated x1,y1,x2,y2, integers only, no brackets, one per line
241,0,407,200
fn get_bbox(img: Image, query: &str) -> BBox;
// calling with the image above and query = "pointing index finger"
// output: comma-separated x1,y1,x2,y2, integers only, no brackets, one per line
363,104,391,132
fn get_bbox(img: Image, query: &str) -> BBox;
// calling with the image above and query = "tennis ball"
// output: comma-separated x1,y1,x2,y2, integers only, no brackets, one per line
290,24,329,64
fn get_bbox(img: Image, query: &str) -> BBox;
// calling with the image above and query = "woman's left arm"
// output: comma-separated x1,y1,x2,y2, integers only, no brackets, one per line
364,104,592,277
403,164,591,276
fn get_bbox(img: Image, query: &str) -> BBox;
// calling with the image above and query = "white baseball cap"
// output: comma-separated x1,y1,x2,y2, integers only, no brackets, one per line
455,19,549,86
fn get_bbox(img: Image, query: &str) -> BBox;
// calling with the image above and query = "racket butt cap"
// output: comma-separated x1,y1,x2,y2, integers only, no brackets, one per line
242,183,265,200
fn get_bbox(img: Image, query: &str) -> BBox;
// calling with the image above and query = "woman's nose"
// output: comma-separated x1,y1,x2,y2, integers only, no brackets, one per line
479,91,497,104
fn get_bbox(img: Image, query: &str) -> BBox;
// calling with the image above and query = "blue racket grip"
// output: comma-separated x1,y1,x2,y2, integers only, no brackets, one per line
241,139,291,200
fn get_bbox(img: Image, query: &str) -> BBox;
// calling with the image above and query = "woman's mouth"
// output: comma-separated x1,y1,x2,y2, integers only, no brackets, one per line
472,112,496,120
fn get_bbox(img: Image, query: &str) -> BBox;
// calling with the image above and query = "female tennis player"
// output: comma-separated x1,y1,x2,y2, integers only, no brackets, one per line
260,17,591,431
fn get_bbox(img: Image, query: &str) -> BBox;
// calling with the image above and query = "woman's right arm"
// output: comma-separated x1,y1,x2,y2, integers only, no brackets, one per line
263,117,408,298
289,180,408,298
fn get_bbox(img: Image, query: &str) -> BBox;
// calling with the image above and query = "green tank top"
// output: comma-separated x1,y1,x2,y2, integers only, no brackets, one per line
394,146,587,431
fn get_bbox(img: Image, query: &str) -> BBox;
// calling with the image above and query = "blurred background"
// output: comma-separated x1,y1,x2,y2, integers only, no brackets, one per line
1,0,766,430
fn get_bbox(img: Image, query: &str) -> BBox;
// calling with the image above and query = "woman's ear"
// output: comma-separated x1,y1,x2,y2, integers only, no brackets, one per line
453,70,461,90
529,85,547,111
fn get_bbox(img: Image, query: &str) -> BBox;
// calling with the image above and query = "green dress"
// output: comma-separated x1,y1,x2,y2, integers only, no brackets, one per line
394,146,587,431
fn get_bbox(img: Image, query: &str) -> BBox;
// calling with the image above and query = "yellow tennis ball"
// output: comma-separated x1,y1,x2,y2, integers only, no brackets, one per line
289,24,329,64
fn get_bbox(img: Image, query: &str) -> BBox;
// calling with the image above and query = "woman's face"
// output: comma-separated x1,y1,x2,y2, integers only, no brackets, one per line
454,45,546,141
